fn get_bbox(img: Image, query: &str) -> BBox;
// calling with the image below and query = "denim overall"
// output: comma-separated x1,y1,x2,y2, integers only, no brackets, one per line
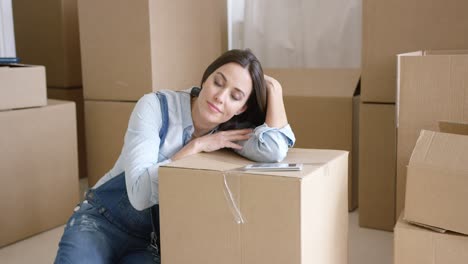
55,92,168,264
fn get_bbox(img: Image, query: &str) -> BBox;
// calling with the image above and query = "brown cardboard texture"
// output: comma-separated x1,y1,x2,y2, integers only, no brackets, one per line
265,68,360,210
48,87,87,178
159,148,348,264
78,0,227,101
85,100,135,186
0,64,47,110
0,100,80,247
438,121,468,136
13,0,81,87
359,103,396,231
362,0,468,103
404,130,468,235
394,211,468,264
396,50,468,220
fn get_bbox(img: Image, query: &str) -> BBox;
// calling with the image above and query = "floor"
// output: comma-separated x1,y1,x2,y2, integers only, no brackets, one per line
0,179,393,263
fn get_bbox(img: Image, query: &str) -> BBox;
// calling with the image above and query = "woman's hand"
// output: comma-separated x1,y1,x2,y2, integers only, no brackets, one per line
264,74,288,128
264,74,283,97
171,128,253,161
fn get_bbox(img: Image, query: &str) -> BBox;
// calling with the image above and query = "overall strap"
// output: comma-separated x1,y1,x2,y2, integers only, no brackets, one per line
151,92,169,255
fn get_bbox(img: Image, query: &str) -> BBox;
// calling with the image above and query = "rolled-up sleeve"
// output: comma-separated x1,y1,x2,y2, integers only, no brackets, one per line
235,123,295,162
122,94,167,210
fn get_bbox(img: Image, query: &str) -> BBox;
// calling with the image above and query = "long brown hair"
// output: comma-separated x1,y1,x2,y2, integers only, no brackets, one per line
199,49,267,130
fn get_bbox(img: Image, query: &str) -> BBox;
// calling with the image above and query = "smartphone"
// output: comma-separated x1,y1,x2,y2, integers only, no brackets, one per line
243,163,303,171
0,57,20,64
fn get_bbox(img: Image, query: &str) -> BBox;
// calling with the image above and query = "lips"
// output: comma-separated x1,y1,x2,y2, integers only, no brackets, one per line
207,101,222,113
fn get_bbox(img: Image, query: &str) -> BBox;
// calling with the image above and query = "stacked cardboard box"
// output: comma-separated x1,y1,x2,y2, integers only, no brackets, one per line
77,0,227,186
396,50,468,223
13,0,87,178
0,67,79,247
359,104,396,231
159,148,349,264
394,124,468,263
359,0,468,231
264,69,360,211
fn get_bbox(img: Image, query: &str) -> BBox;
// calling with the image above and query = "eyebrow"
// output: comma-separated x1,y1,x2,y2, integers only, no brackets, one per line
216,72,246,97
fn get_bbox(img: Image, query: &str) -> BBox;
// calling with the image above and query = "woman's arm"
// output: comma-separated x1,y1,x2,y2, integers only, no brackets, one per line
264,74,288,128
171,129,253,161
235,75,295,162
123,94,167,210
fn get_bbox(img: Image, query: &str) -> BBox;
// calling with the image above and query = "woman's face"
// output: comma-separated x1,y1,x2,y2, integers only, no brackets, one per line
197,62,253,126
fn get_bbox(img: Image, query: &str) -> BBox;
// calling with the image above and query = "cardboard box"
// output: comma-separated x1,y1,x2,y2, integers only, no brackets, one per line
159,148,348,264
358,103,396,231
78,0,227,101
0,64,46,110
48,87,86,178
404,129,468,235
13,0,81,87
0,100,79,247
362,0,468,103
265,68,360,211
396,50,468,220
85,100,136,186
394,211,468,264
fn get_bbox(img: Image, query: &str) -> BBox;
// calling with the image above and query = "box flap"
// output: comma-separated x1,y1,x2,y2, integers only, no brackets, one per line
439,121,468,136
264,68,360,97
163,148,348,178
409,130,468,173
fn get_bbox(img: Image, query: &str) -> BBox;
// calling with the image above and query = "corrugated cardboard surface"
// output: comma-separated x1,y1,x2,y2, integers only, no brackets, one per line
394,212,468,264
405,130,468,235
159,149,348,264
361,0,468,103
359,103,396,231
265,68,359,210
396,51,468,220
78,0,227,101
13,0,82,88
0,64,47,110
85,100,135,186
0,100,79,247
48,87,86,178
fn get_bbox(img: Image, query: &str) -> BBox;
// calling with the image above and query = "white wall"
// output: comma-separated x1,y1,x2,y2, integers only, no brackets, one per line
0,0,16,57
228,0,362,68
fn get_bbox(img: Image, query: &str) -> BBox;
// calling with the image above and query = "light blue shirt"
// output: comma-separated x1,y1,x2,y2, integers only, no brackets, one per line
93,88,295,210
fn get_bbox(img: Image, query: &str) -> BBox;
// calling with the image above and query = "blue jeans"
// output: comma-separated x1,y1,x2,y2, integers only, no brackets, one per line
54,173,160,264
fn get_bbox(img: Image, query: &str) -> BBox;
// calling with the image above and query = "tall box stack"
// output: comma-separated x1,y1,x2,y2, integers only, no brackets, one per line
0,65,79,246
394,125,468,264
396,50,468,222
13,0,87,179
360,0,468,231
159,149,348,264
358,104,396,231
77,0,227,186
264,69,360,211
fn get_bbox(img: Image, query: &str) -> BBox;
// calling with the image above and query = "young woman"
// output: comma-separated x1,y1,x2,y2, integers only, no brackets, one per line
54,49,295,263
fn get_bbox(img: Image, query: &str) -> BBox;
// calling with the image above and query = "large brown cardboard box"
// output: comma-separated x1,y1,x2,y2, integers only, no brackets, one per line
85,100,136,186
396,50,468,221
265,68,360,210
362,0,468,103
78,0,227,101
0,100,79,247
13,0,81,88
0,64,47,110
48,87,86,178
405,129,468,235
359,103,396,231
394,211,468,264
159,148,348,264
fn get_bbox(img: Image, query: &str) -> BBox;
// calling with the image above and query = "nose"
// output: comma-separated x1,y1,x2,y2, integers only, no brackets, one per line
214,89,227,104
